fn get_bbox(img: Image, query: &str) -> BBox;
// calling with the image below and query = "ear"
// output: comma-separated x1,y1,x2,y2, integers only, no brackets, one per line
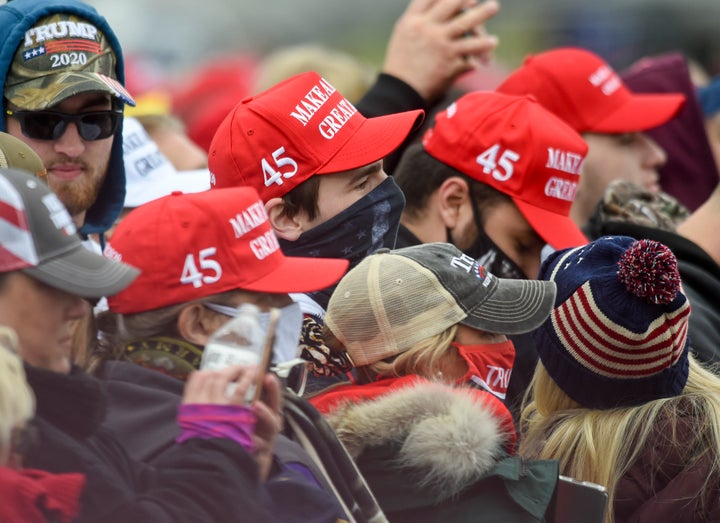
265,197,304,241
177,303,219,347
437,177,472,229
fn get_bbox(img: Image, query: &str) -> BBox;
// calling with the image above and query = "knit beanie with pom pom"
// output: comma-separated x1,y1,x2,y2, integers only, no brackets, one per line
534,235,690,409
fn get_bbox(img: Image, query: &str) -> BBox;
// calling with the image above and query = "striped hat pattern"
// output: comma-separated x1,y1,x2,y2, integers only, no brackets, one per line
535,235,690,409
0,168,138,298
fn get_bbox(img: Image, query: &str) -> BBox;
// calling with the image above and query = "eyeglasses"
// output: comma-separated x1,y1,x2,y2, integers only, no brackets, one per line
271,357,309,397
5,108,122,141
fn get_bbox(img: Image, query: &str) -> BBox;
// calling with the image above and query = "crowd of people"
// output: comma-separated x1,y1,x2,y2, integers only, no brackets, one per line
1,0,720,521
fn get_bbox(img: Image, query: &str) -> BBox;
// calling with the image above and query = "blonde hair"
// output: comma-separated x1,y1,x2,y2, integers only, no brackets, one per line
0,327,35,465
519,356,720,523
362,324,459,380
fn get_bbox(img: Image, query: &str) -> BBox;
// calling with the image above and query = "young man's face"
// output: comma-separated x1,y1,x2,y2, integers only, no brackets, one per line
294,160,387,231
571,131,666,227
6,92,115,225
0,272,89,374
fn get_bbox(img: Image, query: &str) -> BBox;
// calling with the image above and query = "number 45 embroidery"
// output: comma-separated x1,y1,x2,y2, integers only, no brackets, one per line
262,146,298,187
476,144,520,182
181,247,222,288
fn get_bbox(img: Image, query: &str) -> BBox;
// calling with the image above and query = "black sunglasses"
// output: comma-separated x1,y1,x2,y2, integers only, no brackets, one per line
5,108,122,141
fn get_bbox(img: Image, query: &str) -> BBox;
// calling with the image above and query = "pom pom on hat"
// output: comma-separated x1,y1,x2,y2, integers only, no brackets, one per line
617,239,681,305
535,235,690,409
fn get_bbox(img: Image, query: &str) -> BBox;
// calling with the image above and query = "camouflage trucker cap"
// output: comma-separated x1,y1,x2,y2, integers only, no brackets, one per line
5,13,135,110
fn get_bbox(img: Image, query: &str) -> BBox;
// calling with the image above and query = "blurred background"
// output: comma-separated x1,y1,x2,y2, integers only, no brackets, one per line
86,0,720,86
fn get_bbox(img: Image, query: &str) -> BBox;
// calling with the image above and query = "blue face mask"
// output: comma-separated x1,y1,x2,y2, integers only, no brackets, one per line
204,302,304,365
279,176,406,309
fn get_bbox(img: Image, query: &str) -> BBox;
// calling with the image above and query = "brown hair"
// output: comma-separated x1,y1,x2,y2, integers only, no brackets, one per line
281,175,321,221
394,143,511,222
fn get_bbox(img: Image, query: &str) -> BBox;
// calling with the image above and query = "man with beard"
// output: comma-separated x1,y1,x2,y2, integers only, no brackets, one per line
392,91,588,422
0,0,135,240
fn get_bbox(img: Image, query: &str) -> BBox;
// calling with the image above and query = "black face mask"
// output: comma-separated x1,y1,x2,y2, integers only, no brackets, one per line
447,191,526,280
279,176,406,309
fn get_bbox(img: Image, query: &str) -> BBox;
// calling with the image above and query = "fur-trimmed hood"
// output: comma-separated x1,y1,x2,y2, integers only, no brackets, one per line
325,380,514,501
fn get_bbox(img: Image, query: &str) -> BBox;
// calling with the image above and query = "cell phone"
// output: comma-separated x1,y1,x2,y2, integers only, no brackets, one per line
251,307,281,403
546,475,608,523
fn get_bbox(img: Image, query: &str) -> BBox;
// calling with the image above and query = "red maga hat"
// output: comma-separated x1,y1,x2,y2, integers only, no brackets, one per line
207,71,423,201
105,187,349,314
422,91,589,250
497,47,685,134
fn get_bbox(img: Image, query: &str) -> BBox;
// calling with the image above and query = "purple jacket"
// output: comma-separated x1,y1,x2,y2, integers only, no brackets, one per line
614,408,720,521
622,53,719,212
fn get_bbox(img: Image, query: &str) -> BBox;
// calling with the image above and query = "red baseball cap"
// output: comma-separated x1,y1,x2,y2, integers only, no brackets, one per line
497,47,685,133
207,71,424,200
105,187,349,314
422,92,589,250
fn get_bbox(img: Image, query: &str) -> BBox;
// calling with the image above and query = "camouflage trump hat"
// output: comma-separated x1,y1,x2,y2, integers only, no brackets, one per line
5,13,135,110
0,132,47,178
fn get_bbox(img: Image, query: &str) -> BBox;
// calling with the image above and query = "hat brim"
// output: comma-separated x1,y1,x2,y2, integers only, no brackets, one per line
0,132,46,176
590,93,685,133
462,278,557,335
513,198,588,251
22,244,139,299
7,72,136,111
317,109,424,174
233,255,349,294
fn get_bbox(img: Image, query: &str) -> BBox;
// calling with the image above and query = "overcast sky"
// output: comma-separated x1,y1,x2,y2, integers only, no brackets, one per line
84,0,720,78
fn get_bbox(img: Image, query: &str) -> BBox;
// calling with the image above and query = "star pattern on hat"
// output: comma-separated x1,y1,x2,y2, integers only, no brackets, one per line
23,46,46,61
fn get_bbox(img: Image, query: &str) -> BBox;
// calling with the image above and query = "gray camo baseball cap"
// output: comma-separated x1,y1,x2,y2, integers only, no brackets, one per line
0,167,138,298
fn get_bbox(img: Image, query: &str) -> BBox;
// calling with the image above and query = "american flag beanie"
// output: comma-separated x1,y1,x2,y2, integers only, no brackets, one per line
534,235,690,409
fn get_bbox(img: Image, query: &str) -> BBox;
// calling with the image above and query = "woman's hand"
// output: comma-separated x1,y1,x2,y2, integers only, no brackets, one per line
181,366,283,482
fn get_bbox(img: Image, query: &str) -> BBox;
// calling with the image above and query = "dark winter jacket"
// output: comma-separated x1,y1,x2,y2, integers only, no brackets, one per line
98,360,348,523
23,364,265,523
0,0,127,236
311,375,558,522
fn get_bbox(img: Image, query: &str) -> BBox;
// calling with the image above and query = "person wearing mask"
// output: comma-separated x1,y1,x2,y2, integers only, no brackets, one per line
392,91,589,417
208,71,421,383
95,186,351,522
309,242,559,522
0,167,276,522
